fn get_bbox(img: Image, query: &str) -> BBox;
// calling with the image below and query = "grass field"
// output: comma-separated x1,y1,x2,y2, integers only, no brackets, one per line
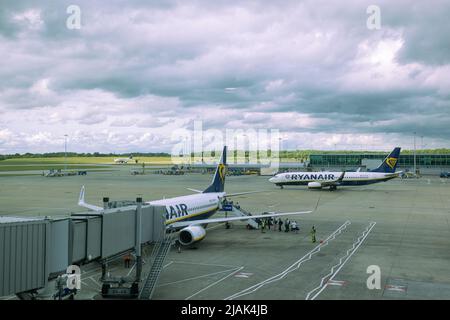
0,165,111,172
0,156,174,165
0,155,299,170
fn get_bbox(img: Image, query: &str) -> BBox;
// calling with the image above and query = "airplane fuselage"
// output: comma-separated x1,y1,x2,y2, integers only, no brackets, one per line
269,171,399,187
147,192,225,225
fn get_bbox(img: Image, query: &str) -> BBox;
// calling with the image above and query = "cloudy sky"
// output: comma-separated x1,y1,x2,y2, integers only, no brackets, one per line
0,0,449,154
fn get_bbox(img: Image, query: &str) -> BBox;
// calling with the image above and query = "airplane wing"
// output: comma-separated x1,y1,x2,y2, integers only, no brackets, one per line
226,190,268,197
78,186,103,211
316,171,345,187
186,189,267,196
168,210,312,229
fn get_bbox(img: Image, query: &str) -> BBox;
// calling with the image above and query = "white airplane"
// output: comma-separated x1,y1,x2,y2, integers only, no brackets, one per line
269,147,402,191
79,146,312,245
114,156,133,164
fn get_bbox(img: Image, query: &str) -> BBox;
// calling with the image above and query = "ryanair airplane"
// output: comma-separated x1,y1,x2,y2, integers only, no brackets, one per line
78,146,311,245
269,147,402,191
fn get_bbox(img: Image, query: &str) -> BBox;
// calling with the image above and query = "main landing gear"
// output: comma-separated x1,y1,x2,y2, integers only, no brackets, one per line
329,185,337,191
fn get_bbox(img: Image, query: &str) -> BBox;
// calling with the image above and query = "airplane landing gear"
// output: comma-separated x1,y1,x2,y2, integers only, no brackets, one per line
329,185,337,191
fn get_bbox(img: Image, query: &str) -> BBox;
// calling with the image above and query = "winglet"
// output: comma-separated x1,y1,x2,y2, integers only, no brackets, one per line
78,185,86,206
337,171,346,182
77,185,103,211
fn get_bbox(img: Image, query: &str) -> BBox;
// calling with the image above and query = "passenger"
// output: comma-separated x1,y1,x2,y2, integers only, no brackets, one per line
261,220,266,233
285,219,290,232
291,221,299,233
278,219,283,232
311,226,317,243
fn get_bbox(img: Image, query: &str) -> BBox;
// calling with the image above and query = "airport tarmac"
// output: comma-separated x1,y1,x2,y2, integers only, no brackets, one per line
1,168,449,299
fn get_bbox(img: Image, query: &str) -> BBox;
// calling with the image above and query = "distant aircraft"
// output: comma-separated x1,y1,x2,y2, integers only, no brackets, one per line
269,147,402,191
114,155,133,164
79,146,312,245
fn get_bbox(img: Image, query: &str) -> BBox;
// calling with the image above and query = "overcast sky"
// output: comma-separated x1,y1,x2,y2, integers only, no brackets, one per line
1,0,449,154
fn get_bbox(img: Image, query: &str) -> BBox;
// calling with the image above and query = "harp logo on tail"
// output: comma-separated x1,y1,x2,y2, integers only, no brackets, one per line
386,157,397,169
218,163,226,182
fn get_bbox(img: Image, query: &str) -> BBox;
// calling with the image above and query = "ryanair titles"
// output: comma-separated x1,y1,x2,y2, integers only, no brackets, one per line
285,173,336,180
165,204,189,220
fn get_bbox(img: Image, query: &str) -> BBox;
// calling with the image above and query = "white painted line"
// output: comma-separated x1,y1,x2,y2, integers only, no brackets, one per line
385,285,407,292
158,267,241,287
306,221,376,300
327,280,346,287
185,266,244,300
85,275,102,289
170,260,241,269
126,263,136,277
163,261,174,269
224,221,351,300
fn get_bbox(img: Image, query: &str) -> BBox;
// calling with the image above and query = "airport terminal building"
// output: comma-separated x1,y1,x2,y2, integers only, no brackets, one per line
309,153,450,174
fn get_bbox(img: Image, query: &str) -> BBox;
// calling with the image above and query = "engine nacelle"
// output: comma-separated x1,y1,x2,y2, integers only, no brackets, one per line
308,181,322,189
179,225,206,245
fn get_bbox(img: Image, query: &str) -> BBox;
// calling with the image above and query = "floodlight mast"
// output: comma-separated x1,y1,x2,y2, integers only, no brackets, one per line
64,134,68,171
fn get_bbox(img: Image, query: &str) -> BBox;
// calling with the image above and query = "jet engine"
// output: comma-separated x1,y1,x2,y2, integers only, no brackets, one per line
178,225,206,245
307,181,322,189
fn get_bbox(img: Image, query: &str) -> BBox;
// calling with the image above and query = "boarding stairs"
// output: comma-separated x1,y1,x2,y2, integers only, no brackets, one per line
230,206,259,229
139,232,174,300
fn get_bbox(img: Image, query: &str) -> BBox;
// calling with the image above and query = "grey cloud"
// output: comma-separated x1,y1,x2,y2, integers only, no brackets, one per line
1,0,450,153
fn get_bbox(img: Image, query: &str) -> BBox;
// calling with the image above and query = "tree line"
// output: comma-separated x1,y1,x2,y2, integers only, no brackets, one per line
0,152,171,161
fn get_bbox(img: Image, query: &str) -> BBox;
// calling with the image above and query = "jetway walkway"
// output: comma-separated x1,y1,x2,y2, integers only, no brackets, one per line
139,232,175,300
0,201,166,299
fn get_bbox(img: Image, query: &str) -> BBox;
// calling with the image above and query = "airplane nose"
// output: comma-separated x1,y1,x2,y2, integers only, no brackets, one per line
269,177,276,183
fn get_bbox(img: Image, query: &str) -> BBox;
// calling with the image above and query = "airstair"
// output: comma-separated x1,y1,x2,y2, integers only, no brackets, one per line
230,206,259,229
139,232,174,300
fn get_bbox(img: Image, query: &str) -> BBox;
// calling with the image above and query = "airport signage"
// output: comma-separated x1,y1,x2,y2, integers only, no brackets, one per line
222,204,233,211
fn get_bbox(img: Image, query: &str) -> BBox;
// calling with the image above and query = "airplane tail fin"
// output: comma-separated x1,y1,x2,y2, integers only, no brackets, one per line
370,147,401,173
203,146,227,193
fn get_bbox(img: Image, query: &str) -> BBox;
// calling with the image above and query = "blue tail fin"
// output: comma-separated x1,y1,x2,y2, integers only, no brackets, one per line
203,146,227,193
370,147,401,173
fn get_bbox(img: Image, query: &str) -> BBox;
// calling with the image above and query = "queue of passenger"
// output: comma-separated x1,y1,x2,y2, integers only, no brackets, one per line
258,216,300,233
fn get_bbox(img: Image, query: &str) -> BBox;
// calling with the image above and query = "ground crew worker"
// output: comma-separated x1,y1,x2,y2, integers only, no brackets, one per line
123,254,132,268
278,218,283,232
261,219,266,233
175,240,182,253
311,226,317,243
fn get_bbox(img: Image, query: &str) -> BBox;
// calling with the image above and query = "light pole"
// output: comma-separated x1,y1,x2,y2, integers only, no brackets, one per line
413,132,416,175
64,134,68,171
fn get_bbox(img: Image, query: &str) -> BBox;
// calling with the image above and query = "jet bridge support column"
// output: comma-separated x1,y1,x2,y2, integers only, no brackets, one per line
135,197,143,282
103,197,109,210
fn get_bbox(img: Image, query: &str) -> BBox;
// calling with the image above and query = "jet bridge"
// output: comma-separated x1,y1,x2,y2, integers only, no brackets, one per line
0,202,166,299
